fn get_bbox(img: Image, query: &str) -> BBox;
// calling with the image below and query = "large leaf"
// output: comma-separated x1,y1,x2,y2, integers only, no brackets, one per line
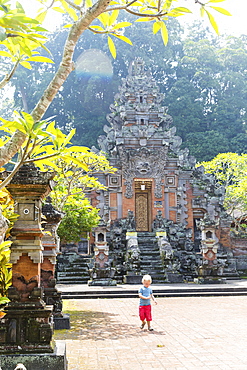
25,56,54,63
111,33,133,45
108,36,116,59
209,6,232,16
161,21,168,45
205,9,219,35
153,21,162,35
112,22,132,30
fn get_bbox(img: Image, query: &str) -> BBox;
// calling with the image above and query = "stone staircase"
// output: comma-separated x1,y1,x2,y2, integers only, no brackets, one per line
138,232,166,283
56,252,92,284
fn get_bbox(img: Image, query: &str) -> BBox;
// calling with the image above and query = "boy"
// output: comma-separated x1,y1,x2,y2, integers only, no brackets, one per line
139,274,157,331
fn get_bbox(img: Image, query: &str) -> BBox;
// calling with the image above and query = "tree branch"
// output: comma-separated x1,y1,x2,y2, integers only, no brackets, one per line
0,60,20,90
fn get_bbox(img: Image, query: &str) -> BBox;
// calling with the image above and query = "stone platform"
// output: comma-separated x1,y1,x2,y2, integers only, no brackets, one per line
54,292,247,369
57,279,247,299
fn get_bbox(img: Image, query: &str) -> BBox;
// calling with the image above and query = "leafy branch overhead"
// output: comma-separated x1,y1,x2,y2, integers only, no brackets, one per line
0,110,115,189
48,0,231,57
0,0,232,176
0,1,54,88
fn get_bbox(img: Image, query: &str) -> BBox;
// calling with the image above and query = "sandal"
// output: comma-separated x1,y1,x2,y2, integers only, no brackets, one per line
140,322,146,329
148,328,154,331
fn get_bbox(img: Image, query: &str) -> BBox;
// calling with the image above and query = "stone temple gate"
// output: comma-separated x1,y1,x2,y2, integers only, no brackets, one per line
57,58,247,285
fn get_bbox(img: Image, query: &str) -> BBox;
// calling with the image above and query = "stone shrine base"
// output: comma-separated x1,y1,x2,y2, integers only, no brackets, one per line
54,313,71,330
198,277,227,284
88,278,117,286
0,340,67,370
123,274,142,284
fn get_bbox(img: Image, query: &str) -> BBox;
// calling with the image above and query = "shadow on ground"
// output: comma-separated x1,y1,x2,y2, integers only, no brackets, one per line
54,310,165,340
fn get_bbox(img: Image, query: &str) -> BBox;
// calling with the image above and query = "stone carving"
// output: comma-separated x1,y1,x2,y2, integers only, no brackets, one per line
125,236,140,273
9,274,40,303
153,210,167,231
126,210,136,231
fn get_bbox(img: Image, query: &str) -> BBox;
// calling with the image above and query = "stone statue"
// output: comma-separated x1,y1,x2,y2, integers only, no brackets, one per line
126,210,136,231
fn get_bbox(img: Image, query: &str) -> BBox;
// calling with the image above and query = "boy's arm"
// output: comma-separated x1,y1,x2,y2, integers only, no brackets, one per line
151,293,158,304
139,293,151,300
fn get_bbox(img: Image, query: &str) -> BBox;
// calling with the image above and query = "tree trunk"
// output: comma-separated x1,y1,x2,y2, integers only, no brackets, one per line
0,0,111,167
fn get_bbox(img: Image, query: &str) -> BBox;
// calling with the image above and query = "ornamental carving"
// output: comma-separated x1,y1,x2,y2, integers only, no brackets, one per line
119,146,168,198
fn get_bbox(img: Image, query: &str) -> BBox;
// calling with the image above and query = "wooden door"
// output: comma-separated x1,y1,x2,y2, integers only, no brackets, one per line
135,192,150,231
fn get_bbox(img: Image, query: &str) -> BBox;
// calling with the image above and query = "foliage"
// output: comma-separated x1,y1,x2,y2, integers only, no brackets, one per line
199,153,247,219
0,111,98,189
49,150,115,241
0,187,18,238
0,0,53,88
57,198,100,243
0,0,232,175
0,240,12,305
50,150,115,211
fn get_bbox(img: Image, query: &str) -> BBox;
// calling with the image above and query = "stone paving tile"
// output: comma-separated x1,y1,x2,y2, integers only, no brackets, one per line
54,296,247,369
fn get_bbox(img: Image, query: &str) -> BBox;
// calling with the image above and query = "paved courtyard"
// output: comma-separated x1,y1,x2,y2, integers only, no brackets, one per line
54,295,247,370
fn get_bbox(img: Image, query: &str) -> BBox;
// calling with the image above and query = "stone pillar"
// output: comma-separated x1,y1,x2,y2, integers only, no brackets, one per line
197,217,224,283
0,164,67,368
88,219,116,286
41,197,70,330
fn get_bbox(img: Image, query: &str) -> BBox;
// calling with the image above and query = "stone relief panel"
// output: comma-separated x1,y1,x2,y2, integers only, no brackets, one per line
119,146,168,198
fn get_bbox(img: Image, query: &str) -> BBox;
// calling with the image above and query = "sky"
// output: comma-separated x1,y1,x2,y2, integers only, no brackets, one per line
12,0,247,36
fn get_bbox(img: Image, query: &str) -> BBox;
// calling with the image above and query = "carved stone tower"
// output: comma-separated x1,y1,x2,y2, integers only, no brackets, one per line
98,58,200,233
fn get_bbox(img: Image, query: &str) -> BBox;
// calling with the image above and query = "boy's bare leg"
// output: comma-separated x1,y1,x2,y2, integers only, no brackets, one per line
147,321,153,331
140,320,146,329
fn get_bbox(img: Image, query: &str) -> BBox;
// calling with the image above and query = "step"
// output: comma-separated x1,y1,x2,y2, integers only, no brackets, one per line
61,286,247,299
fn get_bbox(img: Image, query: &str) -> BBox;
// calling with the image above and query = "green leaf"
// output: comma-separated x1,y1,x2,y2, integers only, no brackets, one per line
36,11,47,23
61,155,89,171
98,13,109,27
170,7,192,14
205,9,219,35
209,6,232,16
111,34,133,45
25,56,54,63
62,128,76,147
19,61,32,69
89,25,105,31
153,21,162,35
85,0,93,7
109,10,119,26
52,7,66,13
161,21,168,45
64,146,89,153
21,112,34,130
135,17,154,22
0,297,9,305
108,36,116,59
0,50,13,58
112,22,132,30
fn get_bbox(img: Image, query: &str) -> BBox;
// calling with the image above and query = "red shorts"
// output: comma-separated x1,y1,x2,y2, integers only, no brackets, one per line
139,305,152,321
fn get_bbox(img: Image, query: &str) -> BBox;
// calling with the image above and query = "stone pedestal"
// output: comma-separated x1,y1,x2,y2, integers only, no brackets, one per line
123,274,142,284
0,164,67,364
165,272,184,283
0,340,67,370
